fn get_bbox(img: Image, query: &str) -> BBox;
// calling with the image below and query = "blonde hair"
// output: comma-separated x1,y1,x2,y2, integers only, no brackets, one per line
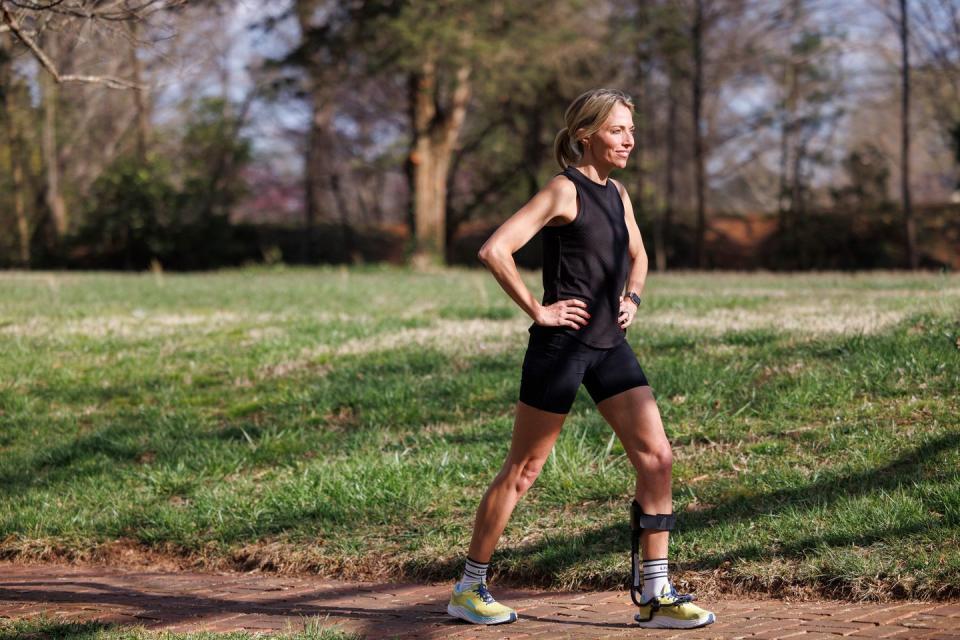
553,88,635,170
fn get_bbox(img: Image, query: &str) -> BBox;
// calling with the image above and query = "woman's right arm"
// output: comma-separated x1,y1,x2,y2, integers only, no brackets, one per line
477,176,590,330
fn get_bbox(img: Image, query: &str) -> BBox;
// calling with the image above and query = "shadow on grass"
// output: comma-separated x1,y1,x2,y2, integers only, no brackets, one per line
406,431,959,590
0,347,521,497
676,430,958,537
0,419,146,496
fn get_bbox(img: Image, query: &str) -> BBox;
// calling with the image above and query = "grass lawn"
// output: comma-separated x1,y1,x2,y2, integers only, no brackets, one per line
1,267,958,600
0,615,359,639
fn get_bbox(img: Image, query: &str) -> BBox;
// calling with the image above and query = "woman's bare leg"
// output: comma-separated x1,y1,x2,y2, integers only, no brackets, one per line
466,401,566,562
596,386,672,561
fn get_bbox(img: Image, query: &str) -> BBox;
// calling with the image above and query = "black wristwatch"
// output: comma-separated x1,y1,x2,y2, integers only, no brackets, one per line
625,291,641,306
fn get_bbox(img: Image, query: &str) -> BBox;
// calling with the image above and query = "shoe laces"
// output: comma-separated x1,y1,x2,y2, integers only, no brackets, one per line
645,584,695,611
665,585,695,605
475,584,495,604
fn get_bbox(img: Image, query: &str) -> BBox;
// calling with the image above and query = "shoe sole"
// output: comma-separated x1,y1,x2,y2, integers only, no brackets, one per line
447,603,518,625
634,611,716,629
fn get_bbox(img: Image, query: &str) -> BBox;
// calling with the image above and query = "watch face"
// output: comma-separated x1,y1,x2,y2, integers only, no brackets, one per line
630,293,641,305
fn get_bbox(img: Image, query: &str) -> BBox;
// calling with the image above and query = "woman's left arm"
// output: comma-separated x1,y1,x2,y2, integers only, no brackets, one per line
613,179,648,330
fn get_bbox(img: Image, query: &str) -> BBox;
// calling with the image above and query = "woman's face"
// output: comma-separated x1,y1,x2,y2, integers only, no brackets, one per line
584,103,635,169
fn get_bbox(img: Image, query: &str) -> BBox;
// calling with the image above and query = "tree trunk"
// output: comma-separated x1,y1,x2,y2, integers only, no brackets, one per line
692,0,706,269
522,101,545,199
777,133,789,264
410,60,439,261
633,22,653,267
296,0,319,263
787,0,808,269
5,103,29,266
643,95,664,272
330,172,354,262
777,62,792,251
1,38,30,266
900,0,917,269
40,32,67,239
634,30,647,229
302,118,318,264
662,75,678,273
302,98,333,263
779,0,802,268
12,155,28,266
129,19,150,163
409,59,471,266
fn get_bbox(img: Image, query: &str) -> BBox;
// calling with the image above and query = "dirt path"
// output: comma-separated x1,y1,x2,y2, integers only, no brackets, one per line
1,563,958,639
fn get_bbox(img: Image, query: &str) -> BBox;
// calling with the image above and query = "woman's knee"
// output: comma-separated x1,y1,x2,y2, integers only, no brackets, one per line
633,442,672,476
499,456,547,498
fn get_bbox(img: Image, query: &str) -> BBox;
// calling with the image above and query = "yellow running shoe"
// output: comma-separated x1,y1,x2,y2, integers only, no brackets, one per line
634,583,715,629
447,582,518,625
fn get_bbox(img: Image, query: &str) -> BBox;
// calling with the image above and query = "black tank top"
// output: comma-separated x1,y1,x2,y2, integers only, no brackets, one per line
529,166,630,349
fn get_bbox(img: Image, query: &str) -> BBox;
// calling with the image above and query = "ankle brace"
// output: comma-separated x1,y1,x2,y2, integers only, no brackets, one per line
630,500,675,607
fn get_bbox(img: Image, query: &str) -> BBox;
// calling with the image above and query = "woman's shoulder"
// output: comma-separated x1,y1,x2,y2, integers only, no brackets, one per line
545,172,578,201
608,177,629,199
542,172,579,226
549,170,576,187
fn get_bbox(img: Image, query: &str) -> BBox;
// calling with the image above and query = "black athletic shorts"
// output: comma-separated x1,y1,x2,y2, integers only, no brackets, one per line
518,330,650,414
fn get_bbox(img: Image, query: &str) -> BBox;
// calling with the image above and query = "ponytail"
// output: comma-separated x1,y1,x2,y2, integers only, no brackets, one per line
553,128,582,170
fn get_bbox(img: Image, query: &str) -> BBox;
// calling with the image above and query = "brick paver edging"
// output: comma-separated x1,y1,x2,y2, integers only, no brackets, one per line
0,564,958,639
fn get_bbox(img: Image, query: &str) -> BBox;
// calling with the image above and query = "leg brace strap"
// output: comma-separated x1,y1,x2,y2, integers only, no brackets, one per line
630,500,676,607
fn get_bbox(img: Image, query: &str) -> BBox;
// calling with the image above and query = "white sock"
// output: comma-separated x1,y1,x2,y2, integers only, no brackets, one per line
459,557,488,589
641,558,670,602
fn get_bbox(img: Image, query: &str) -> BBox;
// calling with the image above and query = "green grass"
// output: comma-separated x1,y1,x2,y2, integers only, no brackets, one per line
0,615,360,639
1,267,959,600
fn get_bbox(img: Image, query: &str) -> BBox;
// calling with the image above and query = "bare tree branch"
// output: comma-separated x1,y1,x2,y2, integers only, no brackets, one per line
0,1,145,90
7,0,169,19
8,0,67,10
57,73,141,89
32,0,181,22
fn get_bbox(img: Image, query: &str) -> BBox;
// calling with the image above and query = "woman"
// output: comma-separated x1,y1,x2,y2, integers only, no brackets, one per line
446,88,715,630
